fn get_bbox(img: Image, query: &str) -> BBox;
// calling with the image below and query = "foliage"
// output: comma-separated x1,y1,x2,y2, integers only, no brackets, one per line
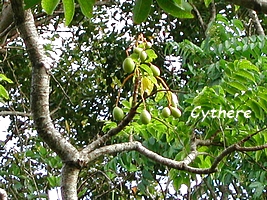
25,0,193,25
1,0,267,199
0,74,13,101
162,12,267,198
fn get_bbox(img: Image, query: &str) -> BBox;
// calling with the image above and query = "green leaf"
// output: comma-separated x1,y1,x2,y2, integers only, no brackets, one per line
41,0,60,15
146,49,158,60
77,0,95,18
155,90,165,102
140,64,153,76
47,176,60,187
62,0,75,26
234,69,255,83
0,74,13,83
156,0,194,18
133,0,152,24
0,84,9,100
238,59,259,72
204,0,212,7
249,181,263,188
24,0,41,9
257,99,267,112
246,100,263,120
226,81,247,91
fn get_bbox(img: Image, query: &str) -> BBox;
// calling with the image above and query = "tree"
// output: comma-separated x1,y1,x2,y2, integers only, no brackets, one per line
1,0,267,199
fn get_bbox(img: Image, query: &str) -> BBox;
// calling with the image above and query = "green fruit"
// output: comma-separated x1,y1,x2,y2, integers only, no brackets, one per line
140,51,147,62
134,47,143,54
140,109,151,124
145,42,152,49
162,107,171,118
170,106,181,118
151,64,160,76
113,106,124,121
123,57,135,73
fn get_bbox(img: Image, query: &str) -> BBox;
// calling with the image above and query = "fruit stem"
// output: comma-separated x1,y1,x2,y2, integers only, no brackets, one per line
156,76,170,91
156,76,172,106
116,73,134,106
132,69,140,107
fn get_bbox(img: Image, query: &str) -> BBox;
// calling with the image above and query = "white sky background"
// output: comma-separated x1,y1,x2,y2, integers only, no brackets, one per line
0,116,10,140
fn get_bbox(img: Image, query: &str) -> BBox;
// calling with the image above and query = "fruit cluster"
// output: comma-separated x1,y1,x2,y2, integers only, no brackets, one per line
112,34,181,124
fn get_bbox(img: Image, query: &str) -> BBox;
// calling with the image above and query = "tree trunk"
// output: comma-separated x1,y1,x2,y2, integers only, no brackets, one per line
61,165,80,200
10,0,81,199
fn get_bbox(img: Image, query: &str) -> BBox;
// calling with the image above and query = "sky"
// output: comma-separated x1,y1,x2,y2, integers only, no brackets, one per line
0,116,10,141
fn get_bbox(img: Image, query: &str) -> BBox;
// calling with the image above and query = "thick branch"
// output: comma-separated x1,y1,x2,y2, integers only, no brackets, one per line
248,9,265,35
10,0,79,163
83,141,213,174
227,0,267,13
0,2,13,45
83,133,267,174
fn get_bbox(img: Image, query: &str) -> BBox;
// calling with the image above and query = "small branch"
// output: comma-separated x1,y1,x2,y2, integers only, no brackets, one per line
239,126,267,144
0,111,31,117
210,1,216,22
236,144,267,151
80,105,138,155
190,2,207,30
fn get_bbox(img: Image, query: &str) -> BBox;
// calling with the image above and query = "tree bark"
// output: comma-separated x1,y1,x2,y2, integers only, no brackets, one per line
228,0,267,13
0,2,13,45
10,0,80,199
248,9,265,35
61,164,80,200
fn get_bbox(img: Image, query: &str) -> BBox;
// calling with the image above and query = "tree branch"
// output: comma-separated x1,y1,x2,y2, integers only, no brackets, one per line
83,127,267,175
248,9,265,35
190,2,207,31
0,111,31,117
236,144,267,151
227,0,267,14
83,141,210,174
10,0,79,163
80,105,137,155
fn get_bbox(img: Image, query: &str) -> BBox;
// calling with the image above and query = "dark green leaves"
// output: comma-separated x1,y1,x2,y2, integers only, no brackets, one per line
62,0,75,26
39,0,193,25
0,85,9,100
0,74,13,101
132,0,194,24
24,0,41,9
77,0,95,18
41,0,60,15
133,0,152,24
39,0,95,25
156,0,194,19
